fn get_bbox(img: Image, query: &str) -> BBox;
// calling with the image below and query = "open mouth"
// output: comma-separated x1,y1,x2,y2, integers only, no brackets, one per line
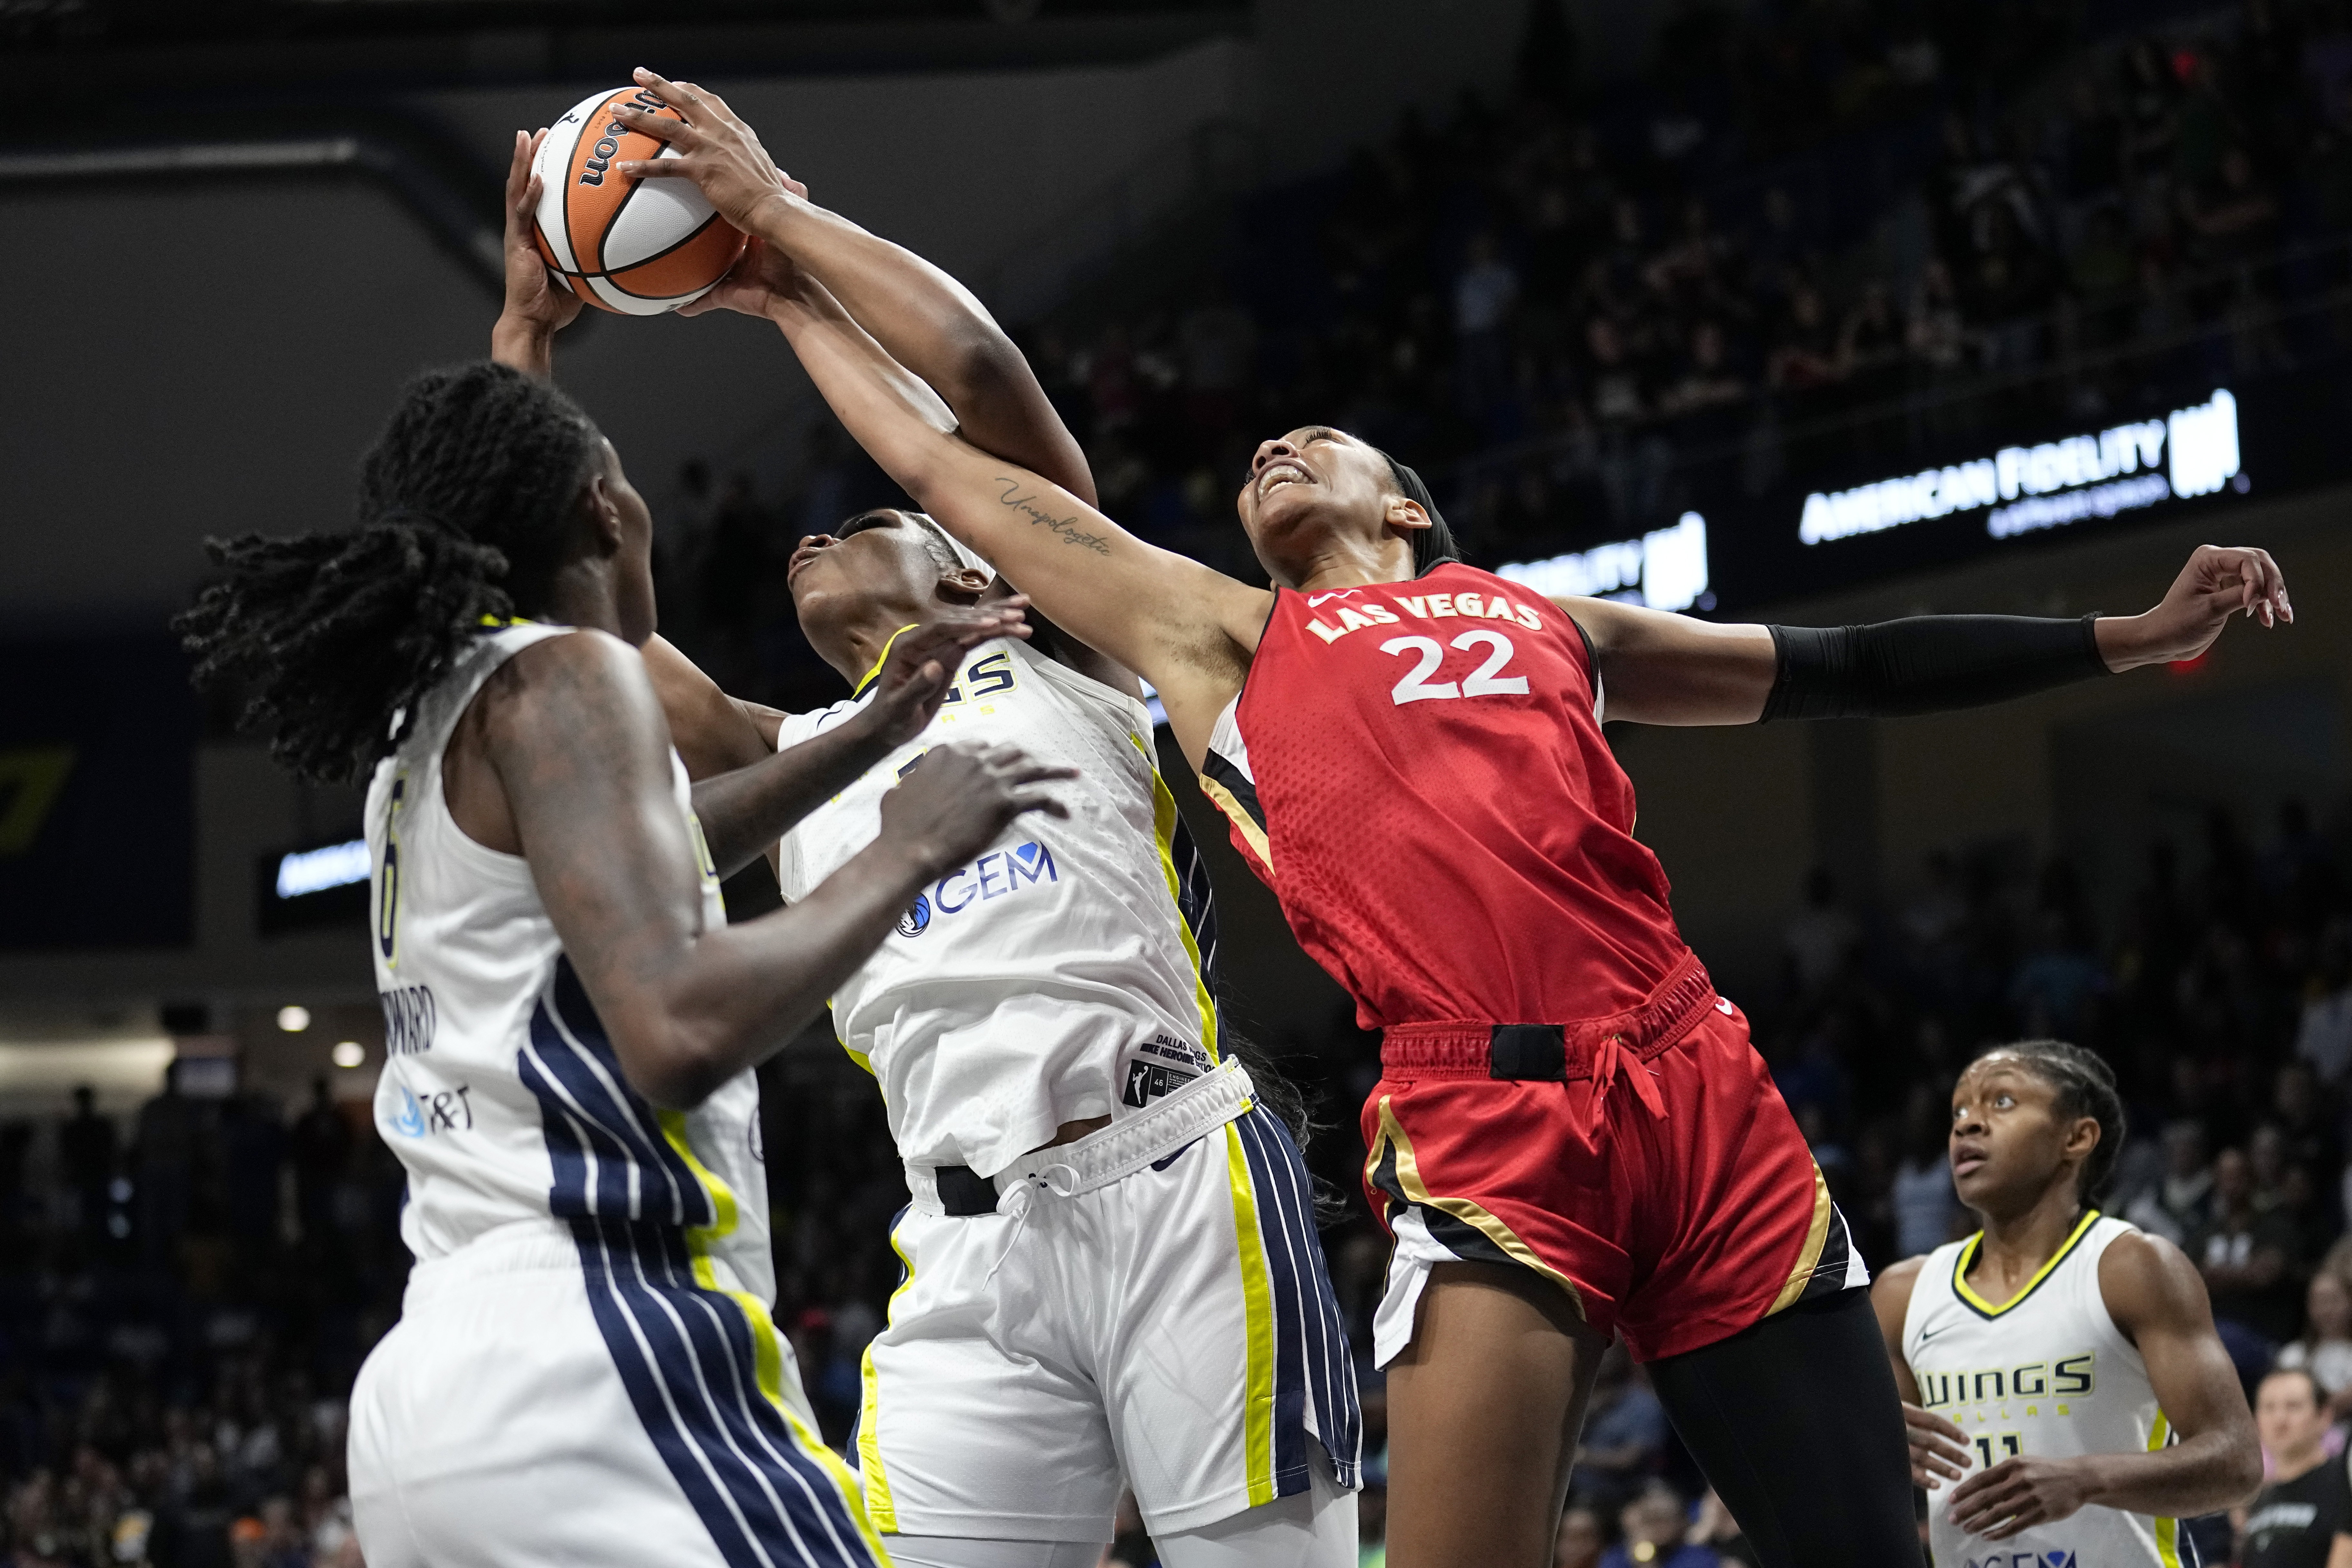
1257,458,1313,498
1951,1148,1989,1179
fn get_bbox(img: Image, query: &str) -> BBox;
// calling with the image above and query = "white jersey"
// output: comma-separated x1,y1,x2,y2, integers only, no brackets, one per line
364,623,772,1302
1904,1212,2193,1568
774,635,1218,1176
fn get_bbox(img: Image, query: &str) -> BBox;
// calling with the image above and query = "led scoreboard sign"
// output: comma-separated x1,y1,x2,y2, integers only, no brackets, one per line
1796,389,2242,549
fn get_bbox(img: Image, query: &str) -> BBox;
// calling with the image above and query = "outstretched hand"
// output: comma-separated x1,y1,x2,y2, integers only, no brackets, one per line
612,68,805,233
491,128,581,369
858,601,1034,749
2101,544,2291,670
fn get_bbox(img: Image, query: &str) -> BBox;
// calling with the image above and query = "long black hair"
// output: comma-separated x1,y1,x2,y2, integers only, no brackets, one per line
1974,1038,2127,1206
176,362,603,783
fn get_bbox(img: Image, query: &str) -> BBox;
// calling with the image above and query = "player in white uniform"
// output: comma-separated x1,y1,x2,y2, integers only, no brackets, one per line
486,113,1362,1567
183,188,1072,1564
1875,1041,2260,1568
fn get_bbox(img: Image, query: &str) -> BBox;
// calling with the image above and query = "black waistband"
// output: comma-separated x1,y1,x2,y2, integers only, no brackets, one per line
935,1165,998,1217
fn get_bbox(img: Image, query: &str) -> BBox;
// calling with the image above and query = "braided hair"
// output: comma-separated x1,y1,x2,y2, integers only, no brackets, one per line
176,363,603,783
1974,1038,2128,1206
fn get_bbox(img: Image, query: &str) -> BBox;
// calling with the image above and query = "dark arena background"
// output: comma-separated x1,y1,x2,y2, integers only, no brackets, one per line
5,1,2352,1563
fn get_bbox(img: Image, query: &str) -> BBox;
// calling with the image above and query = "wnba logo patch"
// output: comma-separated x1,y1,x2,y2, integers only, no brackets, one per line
898,894,932,937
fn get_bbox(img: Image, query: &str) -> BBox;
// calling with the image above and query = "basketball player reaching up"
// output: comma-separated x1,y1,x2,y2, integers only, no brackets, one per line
495,126,1363,1568
1877,1041,2259,1567
614,70,2293,1568
180,360,1073,1564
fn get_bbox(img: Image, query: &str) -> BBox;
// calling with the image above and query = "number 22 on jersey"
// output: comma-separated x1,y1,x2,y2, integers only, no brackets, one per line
1380,630,1531,706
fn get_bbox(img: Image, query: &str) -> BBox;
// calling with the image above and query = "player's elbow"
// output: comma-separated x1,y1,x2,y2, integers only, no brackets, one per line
944,326,1028,407
2220,1426,2266,1504
613,1023,731,1114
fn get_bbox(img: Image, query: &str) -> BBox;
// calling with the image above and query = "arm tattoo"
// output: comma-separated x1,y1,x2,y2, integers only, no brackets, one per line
995,477,1111,555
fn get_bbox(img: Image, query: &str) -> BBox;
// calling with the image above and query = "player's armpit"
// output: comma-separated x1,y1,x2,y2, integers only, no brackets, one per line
2091,1231,2264,1517
1555,595,1778,726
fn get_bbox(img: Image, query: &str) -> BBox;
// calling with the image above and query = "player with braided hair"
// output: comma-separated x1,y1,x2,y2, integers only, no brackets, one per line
1877,1041,2261,1566
180,318,1077,1564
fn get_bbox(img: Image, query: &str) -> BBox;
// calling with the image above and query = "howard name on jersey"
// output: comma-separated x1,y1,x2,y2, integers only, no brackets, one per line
775,636,1219,1176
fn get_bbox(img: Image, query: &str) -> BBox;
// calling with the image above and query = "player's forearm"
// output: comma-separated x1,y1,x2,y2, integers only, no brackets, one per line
627,836,938,1107
2075,1430,2262,1518
1757,615,2111,722
755,199,1096,503
490,314,557,379
690,711,894,877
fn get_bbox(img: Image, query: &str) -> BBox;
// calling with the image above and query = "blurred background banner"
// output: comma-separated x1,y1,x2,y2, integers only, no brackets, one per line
0,634,196,951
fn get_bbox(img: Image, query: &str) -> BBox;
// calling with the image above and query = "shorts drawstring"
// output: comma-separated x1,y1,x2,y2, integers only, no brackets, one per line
982,1162,1082,1285
1591,1032,1666,1134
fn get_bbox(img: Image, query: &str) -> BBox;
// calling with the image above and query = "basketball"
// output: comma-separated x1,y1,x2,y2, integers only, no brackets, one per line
529,85,746,316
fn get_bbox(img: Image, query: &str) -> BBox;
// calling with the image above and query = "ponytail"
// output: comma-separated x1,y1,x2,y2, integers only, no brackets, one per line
175,362,601,782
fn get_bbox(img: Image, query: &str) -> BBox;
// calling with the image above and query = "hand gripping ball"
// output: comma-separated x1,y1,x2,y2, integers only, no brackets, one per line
530,85,747,315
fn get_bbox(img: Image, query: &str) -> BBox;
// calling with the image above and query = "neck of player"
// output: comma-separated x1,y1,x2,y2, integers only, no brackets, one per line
810,598,937,688
1283,530,1420,593
1969,1171,2090,1300
542,557,629,642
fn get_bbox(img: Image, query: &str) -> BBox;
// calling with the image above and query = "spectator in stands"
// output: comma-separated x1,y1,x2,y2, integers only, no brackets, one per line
1891,1091,1962,1256
1604,1485,1713,1568
2296,927,2352,1086
2276,1269,2352,1419
1569,1345,1666,1512
287,1080,348,1249
133,1066,195,1269
1688,1489,1762,1567
2128,1119,2218,1246
1554,1503,1605,1568
2195,1146,2301,1347
60,1086,114,1244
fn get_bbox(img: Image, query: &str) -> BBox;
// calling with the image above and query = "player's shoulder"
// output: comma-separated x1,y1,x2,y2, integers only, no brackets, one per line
1872,1253,1935,1340
2096,1224,2209,1327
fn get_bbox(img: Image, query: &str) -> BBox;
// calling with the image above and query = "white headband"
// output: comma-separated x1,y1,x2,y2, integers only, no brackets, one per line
911,513,995,582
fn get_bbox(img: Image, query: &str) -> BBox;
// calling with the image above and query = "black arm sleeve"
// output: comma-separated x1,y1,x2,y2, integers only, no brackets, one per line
1758,614,2109,722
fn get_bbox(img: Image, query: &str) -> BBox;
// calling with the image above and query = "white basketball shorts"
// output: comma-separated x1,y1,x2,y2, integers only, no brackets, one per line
855,1063,1362,1544
349,1221,886,1568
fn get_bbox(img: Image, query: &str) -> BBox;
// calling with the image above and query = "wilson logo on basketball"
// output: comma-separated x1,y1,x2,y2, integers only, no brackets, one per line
529,85,746,316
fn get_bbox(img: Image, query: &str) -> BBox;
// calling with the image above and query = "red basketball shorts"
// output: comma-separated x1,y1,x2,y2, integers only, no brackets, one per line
1360,954,1867,1364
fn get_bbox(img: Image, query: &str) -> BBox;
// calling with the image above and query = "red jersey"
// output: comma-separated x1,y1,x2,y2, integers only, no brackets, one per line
1198,561,1691,1030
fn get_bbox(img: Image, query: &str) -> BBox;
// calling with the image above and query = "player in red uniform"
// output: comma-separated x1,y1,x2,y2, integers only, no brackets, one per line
618,73,2296,1568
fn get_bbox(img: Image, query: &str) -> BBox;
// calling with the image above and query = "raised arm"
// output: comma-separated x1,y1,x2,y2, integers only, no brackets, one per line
1562,543,2291,726
1946,1232,2261,1539
667,133,1094,508
605,71,1269,763
482,629,1070,1110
